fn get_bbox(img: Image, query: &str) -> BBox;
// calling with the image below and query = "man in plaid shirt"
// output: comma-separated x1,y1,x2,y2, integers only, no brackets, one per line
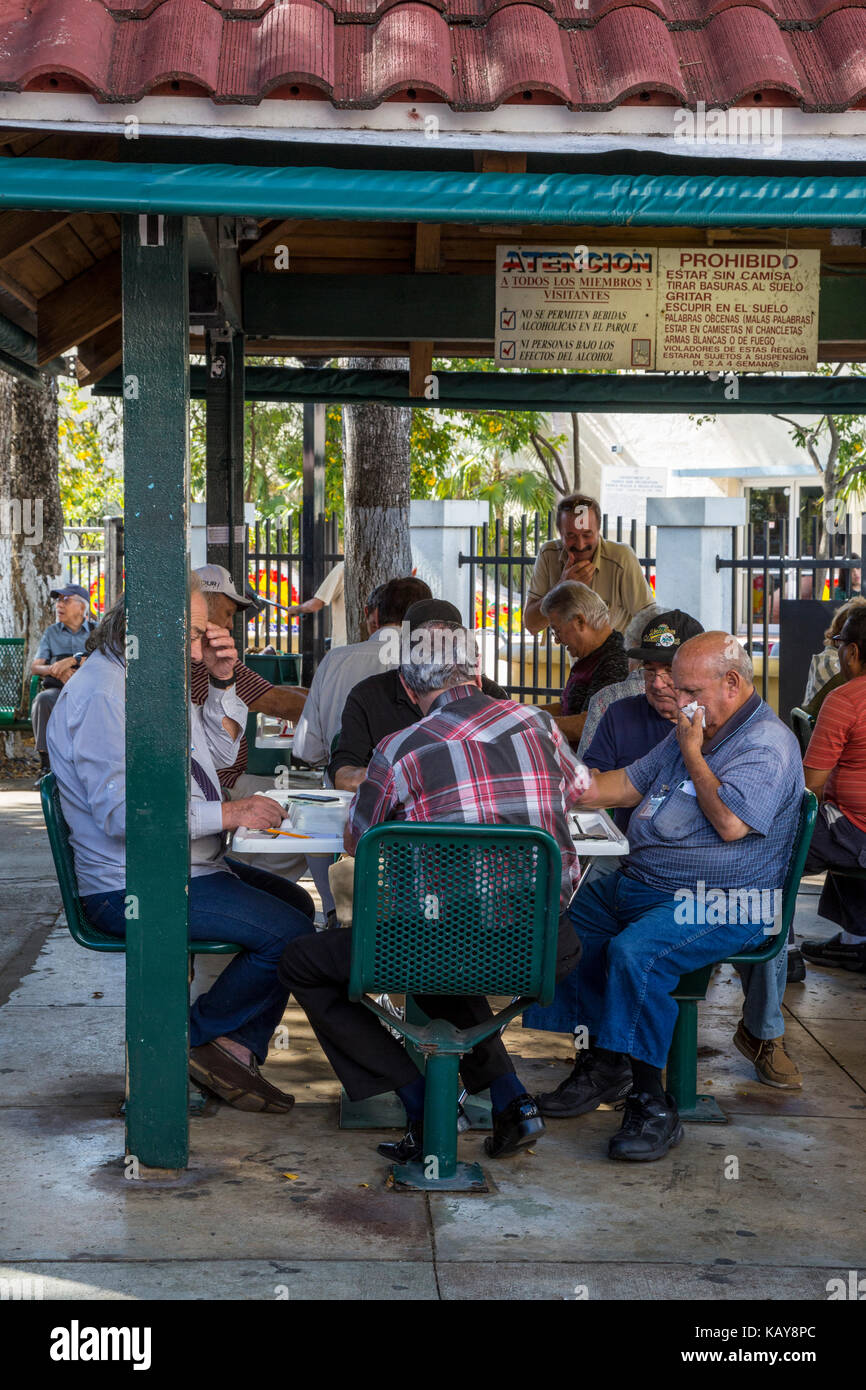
279,615,591,1165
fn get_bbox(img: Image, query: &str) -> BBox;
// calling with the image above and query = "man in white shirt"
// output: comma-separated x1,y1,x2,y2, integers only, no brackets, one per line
46,575,316,1114
284,561,346,648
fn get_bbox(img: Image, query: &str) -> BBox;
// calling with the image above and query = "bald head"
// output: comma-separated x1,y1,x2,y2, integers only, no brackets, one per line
672,631,755,738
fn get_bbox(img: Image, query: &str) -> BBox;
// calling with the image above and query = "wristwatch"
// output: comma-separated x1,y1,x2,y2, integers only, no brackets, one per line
72,652,85,669
208,673,235,689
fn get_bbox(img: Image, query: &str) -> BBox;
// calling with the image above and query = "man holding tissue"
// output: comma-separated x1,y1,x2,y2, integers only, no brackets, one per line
537,631,804,1162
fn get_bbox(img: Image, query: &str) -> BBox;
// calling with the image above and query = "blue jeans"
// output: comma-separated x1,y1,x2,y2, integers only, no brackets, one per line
82,858,316,1062
568,870,766,1069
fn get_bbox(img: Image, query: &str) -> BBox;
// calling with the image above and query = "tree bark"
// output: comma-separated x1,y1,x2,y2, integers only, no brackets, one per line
0,371,62,759
341,356,412,642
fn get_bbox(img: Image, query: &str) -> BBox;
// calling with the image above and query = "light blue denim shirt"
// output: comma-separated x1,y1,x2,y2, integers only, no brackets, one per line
46,648,248,896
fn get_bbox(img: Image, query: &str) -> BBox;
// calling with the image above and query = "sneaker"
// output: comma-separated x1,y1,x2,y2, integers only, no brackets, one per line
787,948,807,984
536,1048,633,1118
733,1021,802,1089
801,932,866,973
608,1091,684,1162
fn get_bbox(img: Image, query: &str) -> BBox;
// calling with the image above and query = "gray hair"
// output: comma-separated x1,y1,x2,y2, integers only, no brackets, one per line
399,621,479,697
624,603,664,650
717,638,754,685
541,581,609,630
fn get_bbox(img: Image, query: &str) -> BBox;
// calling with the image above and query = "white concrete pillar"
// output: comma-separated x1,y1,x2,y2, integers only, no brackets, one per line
647,496,747,633
409,499,489,626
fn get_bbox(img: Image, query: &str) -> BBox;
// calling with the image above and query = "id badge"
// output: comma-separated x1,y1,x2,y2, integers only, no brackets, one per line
637,790,667,820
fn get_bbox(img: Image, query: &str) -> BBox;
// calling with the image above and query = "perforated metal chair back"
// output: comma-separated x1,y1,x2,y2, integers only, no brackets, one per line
790,707,816,758
0,637,26,723
349,822,562,1004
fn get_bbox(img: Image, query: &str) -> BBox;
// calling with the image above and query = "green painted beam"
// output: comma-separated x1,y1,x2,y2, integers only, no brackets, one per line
123,214,191,1172
95,365,866,412
3,158,866,227
243,271,866,346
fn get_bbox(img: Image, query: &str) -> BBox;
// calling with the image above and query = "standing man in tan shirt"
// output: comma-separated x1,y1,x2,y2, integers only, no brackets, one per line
524,493,653,636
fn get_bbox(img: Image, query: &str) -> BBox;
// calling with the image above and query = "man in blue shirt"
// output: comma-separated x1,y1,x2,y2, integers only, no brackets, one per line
537,630,805,1162
31,584,96,776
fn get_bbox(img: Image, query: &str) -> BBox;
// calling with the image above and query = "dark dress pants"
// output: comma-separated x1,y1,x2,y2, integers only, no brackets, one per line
278,912,580,1102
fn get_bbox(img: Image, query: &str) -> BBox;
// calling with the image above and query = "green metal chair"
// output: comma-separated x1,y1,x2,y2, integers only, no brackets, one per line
349,821,562,1192
40,773,238,957
0,637,38,731
790,706,816,758
666,789,818,1122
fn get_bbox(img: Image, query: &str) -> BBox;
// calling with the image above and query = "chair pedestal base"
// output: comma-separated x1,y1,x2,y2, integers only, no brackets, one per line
389,1159,488,1193
678,1094,727,1123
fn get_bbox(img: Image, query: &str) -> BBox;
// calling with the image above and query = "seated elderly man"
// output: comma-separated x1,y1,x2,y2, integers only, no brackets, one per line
46,577,316,1114
801,607,866,971
539,582,628,746
30,584,96,777
537,631,804,1161
279,620,590,1164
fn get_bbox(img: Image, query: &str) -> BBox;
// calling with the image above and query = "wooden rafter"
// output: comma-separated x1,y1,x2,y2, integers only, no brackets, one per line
36,250,121,364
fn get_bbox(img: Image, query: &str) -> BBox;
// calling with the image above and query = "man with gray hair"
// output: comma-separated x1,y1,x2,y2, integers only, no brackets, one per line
539,581,628,745
537,631,805,1161
280,618,592,1167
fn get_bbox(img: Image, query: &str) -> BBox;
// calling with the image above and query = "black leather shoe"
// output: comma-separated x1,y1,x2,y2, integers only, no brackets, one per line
801,932,866,972
608,1091,684,1162
484,1094,545,1158
787,948,807,983
536,1049,633,1118
377,1124,422,1163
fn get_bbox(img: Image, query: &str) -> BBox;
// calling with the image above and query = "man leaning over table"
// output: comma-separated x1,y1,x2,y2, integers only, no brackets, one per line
536,631,804,1162
46,576,316,1114
279,619,592,1165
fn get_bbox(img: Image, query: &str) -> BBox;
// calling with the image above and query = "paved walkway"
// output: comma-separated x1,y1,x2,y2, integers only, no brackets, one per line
1,778,864,1300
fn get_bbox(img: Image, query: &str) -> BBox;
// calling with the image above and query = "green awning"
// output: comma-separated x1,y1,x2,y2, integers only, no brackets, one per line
93,366,866,411
2,158,866,226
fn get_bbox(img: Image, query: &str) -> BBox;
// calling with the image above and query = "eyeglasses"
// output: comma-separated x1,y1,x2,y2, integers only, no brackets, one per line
639,666,675,686
830,634,851,649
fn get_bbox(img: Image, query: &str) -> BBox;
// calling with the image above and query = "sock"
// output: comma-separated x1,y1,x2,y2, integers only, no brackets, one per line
594,1046,626,1070
841,931,865,946
39,751,50,770
396,1076,426,1127
629,1058,665,1100
488,1071,526,1115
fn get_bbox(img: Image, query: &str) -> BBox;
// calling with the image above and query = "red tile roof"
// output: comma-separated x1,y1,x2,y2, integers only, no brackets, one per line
1,0,865,110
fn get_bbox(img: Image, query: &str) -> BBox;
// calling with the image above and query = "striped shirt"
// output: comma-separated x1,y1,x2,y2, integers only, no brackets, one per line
805,674,866,832
190,659,270,788
346,684,591,908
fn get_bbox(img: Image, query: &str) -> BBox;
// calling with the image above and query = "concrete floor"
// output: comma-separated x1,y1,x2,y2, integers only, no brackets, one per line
1,777,865,1301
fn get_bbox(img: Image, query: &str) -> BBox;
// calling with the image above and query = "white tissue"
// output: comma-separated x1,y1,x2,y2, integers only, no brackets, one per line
681,700,707,728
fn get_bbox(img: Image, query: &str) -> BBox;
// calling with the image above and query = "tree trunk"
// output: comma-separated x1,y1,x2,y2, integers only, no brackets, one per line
0,371,62,760
341,356,412,642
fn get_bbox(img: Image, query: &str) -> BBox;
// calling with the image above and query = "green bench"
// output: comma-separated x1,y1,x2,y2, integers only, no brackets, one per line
349,820,562,1192
666,789,818,1122
40,772,238,959
0,637,39,732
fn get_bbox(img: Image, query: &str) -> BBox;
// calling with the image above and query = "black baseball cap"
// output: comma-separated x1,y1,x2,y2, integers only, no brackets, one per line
627,609,704,663
404,599,463,631
50,584,90,604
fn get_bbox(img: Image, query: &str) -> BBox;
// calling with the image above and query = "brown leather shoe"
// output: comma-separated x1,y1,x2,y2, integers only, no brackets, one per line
733,1021,802,1090
189,1042,295,1113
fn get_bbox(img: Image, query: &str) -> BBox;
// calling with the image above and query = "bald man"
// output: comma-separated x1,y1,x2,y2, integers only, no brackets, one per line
537,632,805,1162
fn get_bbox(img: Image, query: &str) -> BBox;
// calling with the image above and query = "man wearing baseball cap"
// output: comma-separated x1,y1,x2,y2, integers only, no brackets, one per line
31,584,96,777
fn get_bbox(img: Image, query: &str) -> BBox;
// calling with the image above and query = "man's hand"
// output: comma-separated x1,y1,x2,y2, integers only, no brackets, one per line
50,657,77,684
677,705,706,761
334,766,366,792
222,795,284,831
200,623,238,682
562,551,595,586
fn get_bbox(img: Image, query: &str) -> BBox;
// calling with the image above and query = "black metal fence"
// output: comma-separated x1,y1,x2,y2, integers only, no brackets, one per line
62,527,106,612
246,514,341,657
462,513,656,703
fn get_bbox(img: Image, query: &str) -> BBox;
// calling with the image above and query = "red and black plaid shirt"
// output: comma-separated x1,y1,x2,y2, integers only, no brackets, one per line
346,684,591,908
190,660,271,789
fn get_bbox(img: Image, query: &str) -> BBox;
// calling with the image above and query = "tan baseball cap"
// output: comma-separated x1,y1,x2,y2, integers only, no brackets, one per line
194,564,255,611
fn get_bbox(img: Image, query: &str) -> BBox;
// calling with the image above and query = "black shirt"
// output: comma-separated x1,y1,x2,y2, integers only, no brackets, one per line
328,669,510,782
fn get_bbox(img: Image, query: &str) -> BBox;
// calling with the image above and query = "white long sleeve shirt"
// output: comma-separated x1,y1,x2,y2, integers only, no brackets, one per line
46,648,248,896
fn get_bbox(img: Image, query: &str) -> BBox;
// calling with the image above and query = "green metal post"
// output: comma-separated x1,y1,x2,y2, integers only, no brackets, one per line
205,329,246,648
123,214,191,1171
421,1052,460,1180
666,998,726,1124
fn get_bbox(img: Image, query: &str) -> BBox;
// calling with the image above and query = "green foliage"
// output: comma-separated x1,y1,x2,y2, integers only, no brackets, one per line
58,379,123,526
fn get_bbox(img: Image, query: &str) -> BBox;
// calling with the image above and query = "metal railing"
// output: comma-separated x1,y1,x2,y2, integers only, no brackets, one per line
461,512,656,704
246,514,342,656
